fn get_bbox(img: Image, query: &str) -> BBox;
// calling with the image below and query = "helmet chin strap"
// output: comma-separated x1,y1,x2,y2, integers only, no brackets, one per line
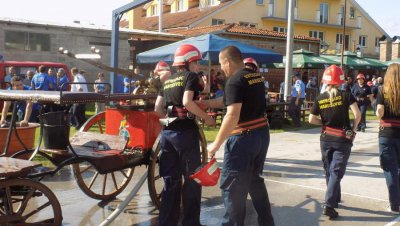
184,61,190,72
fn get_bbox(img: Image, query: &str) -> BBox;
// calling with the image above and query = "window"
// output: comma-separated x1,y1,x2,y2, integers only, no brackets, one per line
336,34,350,50
177,0,184,11
256,0,264,5
268,0,275,17
319,3,329,24
375,37,380,47
239,22,257,28
150,4,158,16
212,19,225,25
359,35,367,47
5,30,50,51
309,31,324,40
350,7,355,19
273,27,287,33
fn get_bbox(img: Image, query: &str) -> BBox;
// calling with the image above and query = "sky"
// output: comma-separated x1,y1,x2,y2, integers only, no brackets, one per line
0,0,398,36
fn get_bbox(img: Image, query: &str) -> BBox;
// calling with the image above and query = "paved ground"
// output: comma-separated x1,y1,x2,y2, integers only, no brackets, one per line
39,120,400,226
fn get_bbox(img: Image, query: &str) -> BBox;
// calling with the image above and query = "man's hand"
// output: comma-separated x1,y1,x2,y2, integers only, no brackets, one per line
207,142,219,158
19,120,29,127
295,99,299,106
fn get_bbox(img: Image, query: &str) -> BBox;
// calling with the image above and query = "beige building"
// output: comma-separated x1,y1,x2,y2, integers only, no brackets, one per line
0,18,182,83
125,0,390,58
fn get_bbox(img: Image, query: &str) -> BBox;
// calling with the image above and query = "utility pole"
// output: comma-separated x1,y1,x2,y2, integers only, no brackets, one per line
284,0,295,102
159,0,163,32
340,0,347,69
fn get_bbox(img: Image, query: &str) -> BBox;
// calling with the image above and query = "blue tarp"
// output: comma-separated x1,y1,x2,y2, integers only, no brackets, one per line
136,34,283,65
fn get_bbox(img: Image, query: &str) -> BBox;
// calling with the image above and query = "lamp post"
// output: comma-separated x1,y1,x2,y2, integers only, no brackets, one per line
340,0,347,69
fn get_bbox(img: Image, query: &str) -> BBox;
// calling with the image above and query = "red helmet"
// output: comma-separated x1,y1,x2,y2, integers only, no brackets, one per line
243,57,259,70
356,73,366,80
322,65,345,85
172,44,202,66
154,61,170,73
190,158,220,186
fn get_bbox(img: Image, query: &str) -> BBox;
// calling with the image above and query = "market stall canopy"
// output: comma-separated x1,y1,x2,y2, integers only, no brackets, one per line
385,58,400,65
323,51,387,70
136,34,283,65
272,49,337,69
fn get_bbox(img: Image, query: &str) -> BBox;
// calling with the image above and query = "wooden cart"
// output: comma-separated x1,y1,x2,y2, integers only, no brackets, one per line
0,89,207,224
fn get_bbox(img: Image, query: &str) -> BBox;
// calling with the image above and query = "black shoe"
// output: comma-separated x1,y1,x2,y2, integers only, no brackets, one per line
361,128,365,132
322,205,339,219
356,128,361,131
388,204,400,214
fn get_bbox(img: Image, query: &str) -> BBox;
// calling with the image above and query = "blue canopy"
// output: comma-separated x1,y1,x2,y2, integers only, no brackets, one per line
136,34,283,65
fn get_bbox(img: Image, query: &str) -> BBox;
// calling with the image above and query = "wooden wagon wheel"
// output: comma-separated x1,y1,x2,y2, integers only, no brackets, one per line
0,178,62,225
147,124,208,209
71,111,135,200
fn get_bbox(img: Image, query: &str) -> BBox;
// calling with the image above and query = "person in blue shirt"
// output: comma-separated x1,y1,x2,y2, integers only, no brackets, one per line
4,66,17,88
47,68,58,91
31,65,52,91
56,68,69,91
1,76,37,127
289,74,306,127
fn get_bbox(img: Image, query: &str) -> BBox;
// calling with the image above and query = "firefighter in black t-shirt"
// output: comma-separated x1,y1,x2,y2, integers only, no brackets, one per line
309,65,361,219
201,46,275,225
376,63,400,214
351,73,371,132
154,44,215,226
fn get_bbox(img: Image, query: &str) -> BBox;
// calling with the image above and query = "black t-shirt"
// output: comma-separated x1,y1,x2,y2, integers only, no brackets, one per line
224,68,266,123
311,90,356,142
371,84,381,98
351,84,371,105
159,71,200,129
376,88,400,138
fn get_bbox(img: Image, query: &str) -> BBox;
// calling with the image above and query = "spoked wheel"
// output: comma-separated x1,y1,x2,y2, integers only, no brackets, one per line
72,111,135,200
0,178,62,225
147,124,208,209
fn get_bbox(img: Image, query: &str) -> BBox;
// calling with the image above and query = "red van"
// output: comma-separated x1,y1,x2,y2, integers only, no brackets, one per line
0,61,73,89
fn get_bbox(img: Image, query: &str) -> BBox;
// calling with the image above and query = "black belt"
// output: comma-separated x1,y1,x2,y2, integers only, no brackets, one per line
167,106,194,119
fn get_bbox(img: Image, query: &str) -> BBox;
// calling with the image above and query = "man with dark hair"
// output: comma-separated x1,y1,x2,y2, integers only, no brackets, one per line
31,65,51,91
202,45,275,226
1,76,35,127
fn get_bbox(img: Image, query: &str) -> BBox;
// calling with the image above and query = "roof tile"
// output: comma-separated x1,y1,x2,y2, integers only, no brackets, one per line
169,23,320,42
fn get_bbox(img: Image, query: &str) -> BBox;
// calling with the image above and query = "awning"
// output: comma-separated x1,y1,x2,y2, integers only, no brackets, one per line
136,34,283,65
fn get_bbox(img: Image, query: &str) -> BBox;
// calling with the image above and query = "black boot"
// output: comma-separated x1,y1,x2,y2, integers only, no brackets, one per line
322,205,339,219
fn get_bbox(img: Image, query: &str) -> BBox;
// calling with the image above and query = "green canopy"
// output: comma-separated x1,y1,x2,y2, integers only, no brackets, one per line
323,51,387,70
272,49,338,69
385,58,400,65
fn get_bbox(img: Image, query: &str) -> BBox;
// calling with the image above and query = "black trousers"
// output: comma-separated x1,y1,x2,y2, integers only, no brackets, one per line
71,104,86,129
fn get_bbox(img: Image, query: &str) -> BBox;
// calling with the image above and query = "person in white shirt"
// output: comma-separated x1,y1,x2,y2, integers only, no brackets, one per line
70,67,88,129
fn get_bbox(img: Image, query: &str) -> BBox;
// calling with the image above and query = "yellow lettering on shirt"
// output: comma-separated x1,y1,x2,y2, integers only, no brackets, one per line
318,95,343,109
248,78,264,85
244,73,263,86
163,76,184,90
